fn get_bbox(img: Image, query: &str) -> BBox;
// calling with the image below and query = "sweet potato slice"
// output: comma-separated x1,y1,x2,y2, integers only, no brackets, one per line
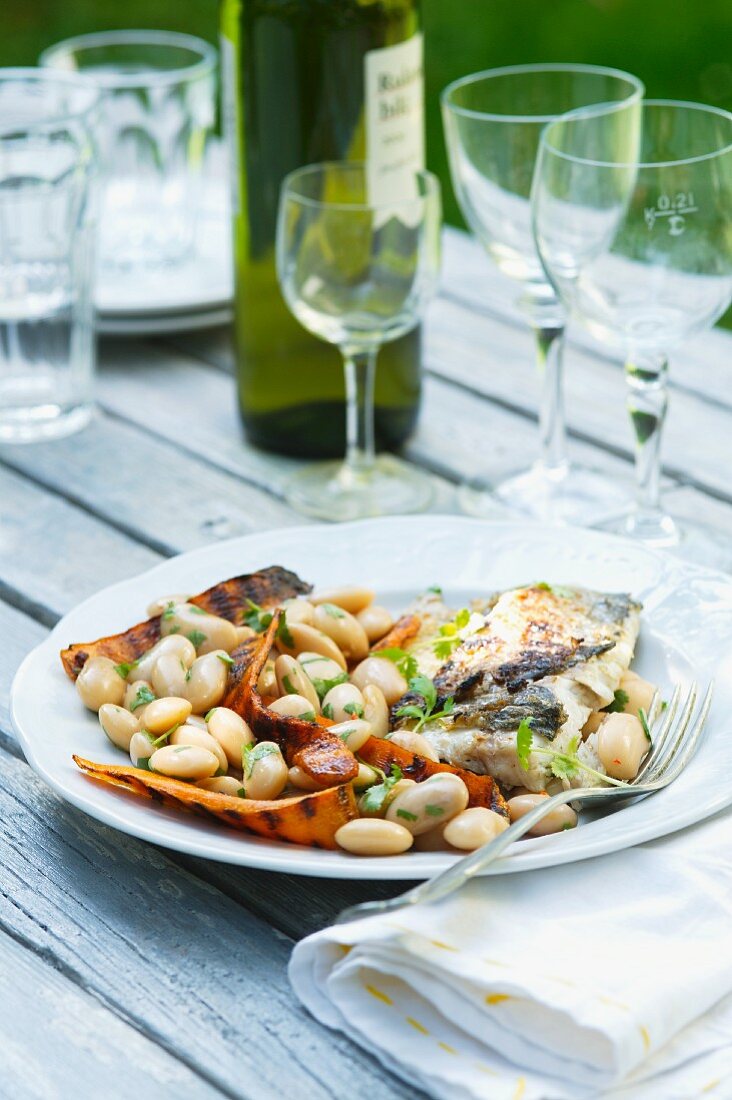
223,616,359,786
358,736,509,818
371,613,421,654
73,756,357,849
61,565,310,681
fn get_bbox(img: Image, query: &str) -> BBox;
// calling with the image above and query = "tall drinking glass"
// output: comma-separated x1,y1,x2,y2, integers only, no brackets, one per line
442,64,644,523
41,31,217,271
276,163,441,521
533,100,732,566
0,69,97,442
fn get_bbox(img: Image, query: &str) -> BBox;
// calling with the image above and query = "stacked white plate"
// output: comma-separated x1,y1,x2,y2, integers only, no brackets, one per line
95,151,233,336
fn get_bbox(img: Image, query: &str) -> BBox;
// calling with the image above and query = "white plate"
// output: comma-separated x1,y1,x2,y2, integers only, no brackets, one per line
11,517,732,879
96,306,233,337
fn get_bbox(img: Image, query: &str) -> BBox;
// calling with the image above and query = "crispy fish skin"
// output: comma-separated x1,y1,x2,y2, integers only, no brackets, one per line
225,614,359,786
60,565,310,680
396,584,641,792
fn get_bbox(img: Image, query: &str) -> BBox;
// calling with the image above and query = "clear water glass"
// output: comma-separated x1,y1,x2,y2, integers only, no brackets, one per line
40,31,217,271
533,99,732,567
276,162,441,521
0,69,97,442
441,63,644,524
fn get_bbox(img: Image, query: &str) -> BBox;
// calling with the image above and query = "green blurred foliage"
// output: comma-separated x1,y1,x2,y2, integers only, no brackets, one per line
4,0,731,226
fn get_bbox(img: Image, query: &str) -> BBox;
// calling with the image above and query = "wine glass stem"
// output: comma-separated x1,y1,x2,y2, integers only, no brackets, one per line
625,353,675,538
342,346,377,482
534,322,569,477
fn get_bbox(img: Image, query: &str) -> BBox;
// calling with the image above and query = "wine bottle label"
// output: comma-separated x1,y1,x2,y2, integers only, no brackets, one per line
364,33,425,206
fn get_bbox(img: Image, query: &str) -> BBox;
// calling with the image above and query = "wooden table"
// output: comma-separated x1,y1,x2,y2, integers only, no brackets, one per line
2,228,731,1099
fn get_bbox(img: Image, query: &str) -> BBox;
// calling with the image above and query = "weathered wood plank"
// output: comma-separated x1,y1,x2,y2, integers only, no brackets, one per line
0,929,221,1099
0,744,420,1100
0,463,159,624
0,601,45,759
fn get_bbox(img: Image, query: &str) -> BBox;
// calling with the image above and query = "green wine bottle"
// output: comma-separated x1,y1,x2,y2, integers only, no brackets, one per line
220,0,424,458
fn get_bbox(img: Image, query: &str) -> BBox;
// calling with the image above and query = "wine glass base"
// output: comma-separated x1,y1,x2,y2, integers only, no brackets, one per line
284,455,434,522
458,462,630,526
598,512,732,573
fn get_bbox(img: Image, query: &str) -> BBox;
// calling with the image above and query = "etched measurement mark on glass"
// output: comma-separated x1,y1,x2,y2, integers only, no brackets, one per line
644,192,698,235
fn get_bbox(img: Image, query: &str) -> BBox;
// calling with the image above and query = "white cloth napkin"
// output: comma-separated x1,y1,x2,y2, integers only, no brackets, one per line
290,810,732,1099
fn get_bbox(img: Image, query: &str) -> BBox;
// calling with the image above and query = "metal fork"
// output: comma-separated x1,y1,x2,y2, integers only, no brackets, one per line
336,681,713,925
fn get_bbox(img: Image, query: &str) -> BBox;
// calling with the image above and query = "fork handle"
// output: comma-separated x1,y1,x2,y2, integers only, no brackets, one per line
335,787,581,925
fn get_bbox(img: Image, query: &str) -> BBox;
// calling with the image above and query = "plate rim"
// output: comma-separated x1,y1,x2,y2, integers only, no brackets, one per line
11,515,732,879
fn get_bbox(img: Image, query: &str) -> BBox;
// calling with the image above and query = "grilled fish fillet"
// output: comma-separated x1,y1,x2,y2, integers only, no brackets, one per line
394,584,641,792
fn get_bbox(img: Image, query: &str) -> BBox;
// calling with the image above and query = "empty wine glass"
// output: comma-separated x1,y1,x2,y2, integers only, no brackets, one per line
533,100,732,566
276,162,441,520
442,63,644,523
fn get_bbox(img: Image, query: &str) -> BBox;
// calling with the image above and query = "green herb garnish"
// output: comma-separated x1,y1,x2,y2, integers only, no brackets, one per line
359,764,403,814
189,605,207,615
604,688,629,714
379,647,418,681
161,602,177,621
217,652,235,667
344,701,364,718
395,674,455,733
187,630,207,649
243,599,273,633
427,584,443,596
432,608,471,661
516,717,534,771
130,685,156,711
516,725,630,788
639,707,653,744
276,610,295,649
396,809,418,822
322,702,334,720
322,603,346,619
425,804,445,817
113,660,138,679
242,741,281,780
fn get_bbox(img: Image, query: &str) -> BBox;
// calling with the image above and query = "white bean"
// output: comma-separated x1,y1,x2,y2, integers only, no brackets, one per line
185,715,208,730
124,680,157,723
169,724,228,772
356,605,394,643
142,696,192,735
353,762,380,791
146,593,191,618
385,773,469,835
160,602,238,655
327,719,372,754
297,652,349,699
129,730,155,768
76,657,126,712
350,656,407,706
197,776,246,797
362,684,390,739
183,651,230,715
312,586,374,614
276,623,347,670
321,682,364,723
206,707,254,767
234,625,257,646
358,777,416,818
280,598,315,625
389,729,440,762
268,694,317,721
443,807,509,850
619,670,657,718
150,654,188,699
597,712,649,780
507,793,578,835
242,742,288,800
288,765,328,792
312,604,369,662
99,704,139,752
335,819,413,855
133,635,196,683
274,654,321,713
150,744,219,781
256,657,278,698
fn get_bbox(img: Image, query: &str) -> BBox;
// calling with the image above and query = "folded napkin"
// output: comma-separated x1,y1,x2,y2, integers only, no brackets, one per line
290,811,732,1099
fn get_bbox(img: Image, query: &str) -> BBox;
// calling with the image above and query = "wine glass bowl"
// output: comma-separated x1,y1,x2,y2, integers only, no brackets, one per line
276,162,441,521
533,100,732,560
441,64,644,523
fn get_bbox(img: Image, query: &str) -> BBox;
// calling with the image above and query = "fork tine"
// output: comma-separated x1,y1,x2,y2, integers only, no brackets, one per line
645,683,698,782
634,682,682,784
655,682,713,786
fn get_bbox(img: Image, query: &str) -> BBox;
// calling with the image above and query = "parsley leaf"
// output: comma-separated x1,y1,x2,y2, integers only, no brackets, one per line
114,659,138,679
130,685,156,711
189,605,207,615
604,688,629,714
639,707,653,744
395,674,455,733
396,808,418,822
427,584,443,596
425,804,445,817
242,741,281,779
243,599,273,633
359,764,403,814
343,701,364,718
322,603,346,619
379,647,418,681
276,610,295,649
217,652,234,667
432,608,471,661
187,630,207,649
161,601,177,620
322,702,334,720
516,717,534,770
